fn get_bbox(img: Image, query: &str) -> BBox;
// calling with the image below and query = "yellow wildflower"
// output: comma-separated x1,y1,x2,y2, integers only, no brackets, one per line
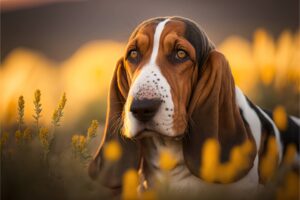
276,172,299,200
87,120,99,139
283,144,297,165
78,135,87,152
140,189,157,200
273,106,288,131
0,132,9,146
253,29,276,86
200,139,220,182
23,128,32,141
103,140,122,161
231,142,253,171
52,92,67,126
230,146,245,168
58,92,67,110
39,127,49,149
284,172,299,200
240,140,254,155
159,149,177,171
218,163,236,183
71,135,87,153
200,139,255,183
33,89,42,129
15,130,22,144
71,135,79,149
122,169,139,200
260,64,275,85
17,95,25,129
260,137,278,183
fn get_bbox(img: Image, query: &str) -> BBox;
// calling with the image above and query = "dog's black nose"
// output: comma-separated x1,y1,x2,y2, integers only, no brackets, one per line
130,98,161,122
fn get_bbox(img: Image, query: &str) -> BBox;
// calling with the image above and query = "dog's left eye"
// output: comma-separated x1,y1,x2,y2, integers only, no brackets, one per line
129,50,138,59
170,49,189,63
176,49,187,59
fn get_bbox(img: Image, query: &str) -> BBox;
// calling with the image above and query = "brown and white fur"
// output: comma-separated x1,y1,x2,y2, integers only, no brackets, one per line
89,16,300,196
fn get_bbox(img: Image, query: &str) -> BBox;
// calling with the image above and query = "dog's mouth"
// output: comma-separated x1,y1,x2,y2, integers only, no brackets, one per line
134,128,184,141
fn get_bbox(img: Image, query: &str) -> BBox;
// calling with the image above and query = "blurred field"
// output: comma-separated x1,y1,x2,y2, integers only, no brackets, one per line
1,41,125,130
0,29,299,200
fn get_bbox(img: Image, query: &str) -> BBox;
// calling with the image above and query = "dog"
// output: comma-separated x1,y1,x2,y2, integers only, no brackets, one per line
88,16,300,195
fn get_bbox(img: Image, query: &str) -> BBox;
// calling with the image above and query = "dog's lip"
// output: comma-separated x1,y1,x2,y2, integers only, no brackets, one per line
134,128,184,140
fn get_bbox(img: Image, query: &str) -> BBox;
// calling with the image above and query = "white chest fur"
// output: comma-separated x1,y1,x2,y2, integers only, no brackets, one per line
139,133,262,195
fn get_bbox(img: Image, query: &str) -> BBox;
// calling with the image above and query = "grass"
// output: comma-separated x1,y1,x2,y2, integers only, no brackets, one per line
1,90,110,200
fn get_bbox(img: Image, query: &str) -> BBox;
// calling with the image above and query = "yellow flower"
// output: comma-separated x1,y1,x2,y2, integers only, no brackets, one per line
218,163,236,183
260,64,275,85
140,189,157,200
273,106,288,131
23,128,32,141
33,89,42,128
103,140,122,162
15,130,22,144
122,169,139,200
240,140,255,155
87,120,99,139
71,135,79,148
200,139,220,182
230,141,254,171
0,132,9,146
260,137,278,183
71,135,87,153
253,29,276,86
276,172,299,200
58,92,67,110
230,146,245,168
284,172,299,199
34,89,41,103
199,139,255,183
159,149,177,171
52,92,67,126
78,135,87,152
218,140,254,183
17,95,25,128
39,127,49,149
283,144,297,165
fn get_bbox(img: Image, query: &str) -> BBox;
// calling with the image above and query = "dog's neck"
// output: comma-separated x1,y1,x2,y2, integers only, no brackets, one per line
139,133,198,190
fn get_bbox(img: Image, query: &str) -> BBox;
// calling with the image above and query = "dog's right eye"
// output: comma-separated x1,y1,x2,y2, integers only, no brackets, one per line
129,50,138,58
127,49,141,64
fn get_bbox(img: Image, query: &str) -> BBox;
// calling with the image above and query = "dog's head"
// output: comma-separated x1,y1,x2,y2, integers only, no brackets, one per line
89,16,255,188
122,17,214,138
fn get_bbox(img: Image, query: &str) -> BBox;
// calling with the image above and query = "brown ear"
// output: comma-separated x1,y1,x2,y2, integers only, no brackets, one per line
88,58,140,188
183,51,255,181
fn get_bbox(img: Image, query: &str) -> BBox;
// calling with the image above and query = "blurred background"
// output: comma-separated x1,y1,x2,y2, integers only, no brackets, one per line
1,0,299,130
1,1,299,200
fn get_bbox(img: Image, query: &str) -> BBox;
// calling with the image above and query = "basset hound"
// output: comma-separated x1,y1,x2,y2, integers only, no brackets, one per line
89,16,300,195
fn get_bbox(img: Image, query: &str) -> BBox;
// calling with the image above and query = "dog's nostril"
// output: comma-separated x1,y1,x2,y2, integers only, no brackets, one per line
130,98,161,122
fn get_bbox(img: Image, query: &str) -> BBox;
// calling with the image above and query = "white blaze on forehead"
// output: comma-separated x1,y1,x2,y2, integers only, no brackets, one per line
149,19,170,64
124,18,176,137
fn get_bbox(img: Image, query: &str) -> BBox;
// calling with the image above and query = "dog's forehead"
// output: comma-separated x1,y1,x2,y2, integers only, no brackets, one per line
130,18,187,41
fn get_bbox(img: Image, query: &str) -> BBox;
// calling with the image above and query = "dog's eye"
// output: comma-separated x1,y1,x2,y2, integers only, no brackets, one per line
176,49,187,59
129,50,138,59
171,49,189,63
127,49,140,64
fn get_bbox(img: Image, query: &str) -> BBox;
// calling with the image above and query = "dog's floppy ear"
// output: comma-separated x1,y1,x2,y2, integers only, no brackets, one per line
88,58,140,189
183,51,255,181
